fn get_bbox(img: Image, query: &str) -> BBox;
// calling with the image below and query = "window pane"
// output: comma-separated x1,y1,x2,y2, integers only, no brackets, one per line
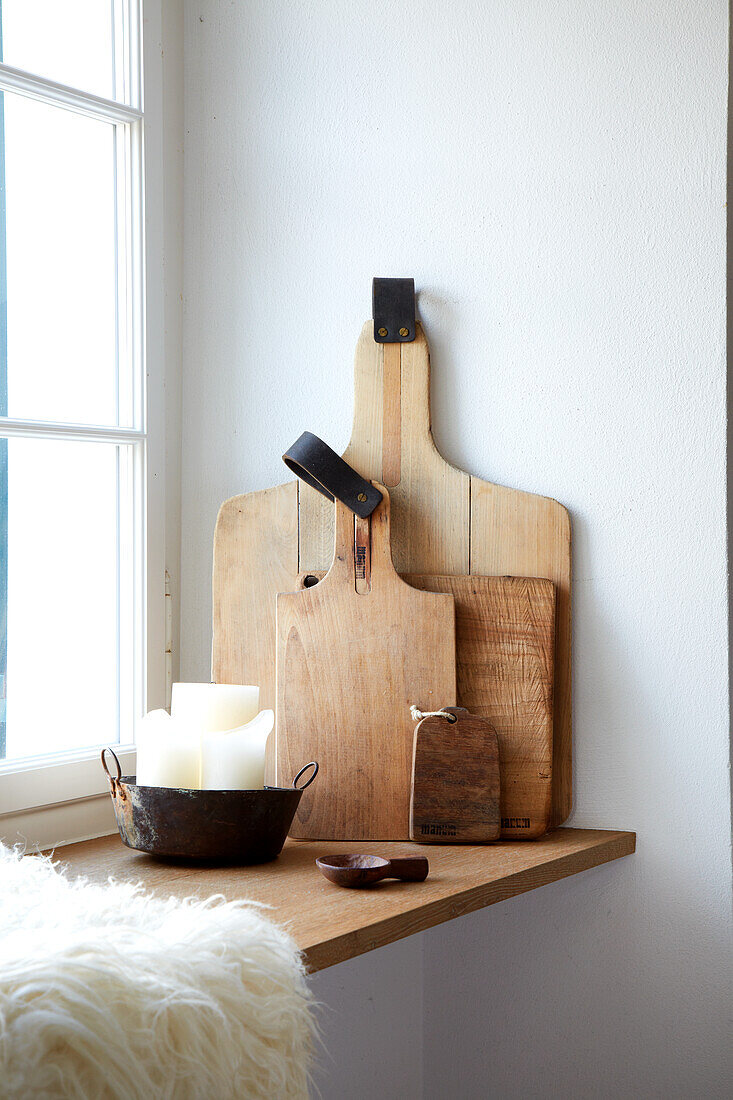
2,436,134,761
1,92,128,426
1,1,120,102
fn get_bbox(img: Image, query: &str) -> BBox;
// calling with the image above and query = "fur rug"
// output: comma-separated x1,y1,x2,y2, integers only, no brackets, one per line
0,844,315,1099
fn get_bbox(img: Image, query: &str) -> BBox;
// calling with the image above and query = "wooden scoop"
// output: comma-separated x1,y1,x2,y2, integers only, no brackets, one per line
316,853,429,889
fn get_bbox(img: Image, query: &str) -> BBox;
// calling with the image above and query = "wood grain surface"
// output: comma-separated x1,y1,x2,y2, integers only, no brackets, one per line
410,707,500,844
53,829,636,973
212,481,298,780
213,320,571,824
277,485,456,840
470,482,571,827
299,571,556,838
408,574,555,837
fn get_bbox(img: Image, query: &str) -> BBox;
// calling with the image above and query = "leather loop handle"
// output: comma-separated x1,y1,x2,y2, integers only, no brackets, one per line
283,432,383,518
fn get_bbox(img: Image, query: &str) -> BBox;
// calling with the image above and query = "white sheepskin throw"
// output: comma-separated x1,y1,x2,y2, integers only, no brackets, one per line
0,844,315,1099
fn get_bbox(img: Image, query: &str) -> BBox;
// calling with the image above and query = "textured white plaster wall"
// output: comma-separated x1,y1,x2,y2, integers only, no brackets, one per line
180,1,732,1096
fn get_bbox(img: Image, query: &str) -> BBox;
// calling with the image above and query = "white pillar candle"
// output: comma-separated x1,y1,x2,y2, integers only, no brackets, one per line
135,710,202,789
201,709,274,790
171,683,259,733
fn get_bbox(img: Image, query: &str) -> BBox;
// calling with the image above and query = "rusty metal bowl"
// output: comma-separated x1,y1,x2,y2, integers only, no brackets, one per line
102,748,318,864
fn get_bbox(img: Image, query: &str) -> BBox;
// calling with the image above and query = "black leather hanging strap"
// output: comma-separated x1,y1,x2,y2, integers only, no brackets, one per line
282,432,383,519
372,277,416,343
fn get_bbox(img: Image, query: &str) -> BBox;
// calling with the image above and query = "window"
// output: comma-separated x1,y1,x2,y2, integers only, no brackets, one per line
0,2,149,822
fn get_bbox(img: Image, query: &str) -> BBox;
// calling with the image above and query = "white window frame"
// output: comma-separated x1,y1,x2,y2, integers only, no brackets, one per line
0,1,169,850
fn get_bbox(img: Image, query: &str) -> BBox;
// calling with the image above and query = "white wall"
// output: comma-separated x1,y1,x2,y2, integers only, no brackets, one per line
309,935,424,1100
179,2,732,1096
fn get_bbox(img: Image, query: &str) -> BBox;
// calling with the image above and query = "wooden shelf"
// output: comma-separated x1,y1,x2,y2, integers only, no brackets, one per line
55,827,635,973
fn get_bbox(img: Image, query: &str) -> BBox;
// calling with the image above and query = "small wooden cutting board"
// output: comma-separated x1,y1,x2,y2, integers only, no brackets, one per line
276,484,456,840
410,707,500,844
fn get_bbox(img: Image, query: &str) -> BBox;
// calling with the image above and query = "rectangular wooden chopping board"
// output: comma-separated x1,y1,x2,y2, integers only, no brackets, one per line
277,486,456,840
407,574,555,838
213,318,571,826
411,707,501,844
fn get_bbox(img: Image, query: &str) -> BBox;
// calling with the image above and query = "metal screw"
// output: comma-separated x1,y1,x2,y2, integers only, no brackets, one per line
357,492,367,502
399,327,409,337
378,327,388,337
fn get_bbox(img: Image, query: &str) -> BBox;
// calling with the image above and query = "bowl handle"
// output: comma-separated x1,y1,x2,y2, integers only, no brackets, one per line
101,746,123,795
292,761,319,790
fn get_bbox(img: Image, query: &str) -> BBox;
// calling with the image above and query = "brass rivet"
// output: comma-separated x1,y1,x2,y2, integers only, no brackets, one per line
357,492,367,502
378,327,388,337
399,327,409,337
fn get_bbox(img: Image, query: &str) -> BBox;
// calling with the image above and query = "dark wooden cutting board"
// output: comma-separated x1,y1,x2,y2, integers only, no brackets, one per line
411,707,501,844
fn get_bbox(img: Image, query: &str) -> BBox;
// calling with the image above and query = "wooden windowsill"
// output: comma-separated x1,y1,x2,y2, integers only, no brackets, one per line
55,827,635,973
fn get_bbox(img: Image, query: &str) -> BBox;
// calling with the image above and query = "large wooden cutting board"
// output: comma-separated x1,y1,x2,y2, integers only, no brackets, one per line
277,486,456,840
213,321,572,825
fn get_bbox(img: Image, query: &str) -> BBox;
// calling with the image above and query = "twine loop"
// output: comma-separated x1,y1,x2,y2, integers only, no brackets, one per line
409,705,457,724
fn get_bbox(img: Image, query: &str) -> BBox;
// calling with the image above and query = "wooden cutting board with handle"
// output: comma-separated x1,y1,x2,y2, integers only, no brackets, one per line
277,483,456,840
213,284,571,825
410,707,501,844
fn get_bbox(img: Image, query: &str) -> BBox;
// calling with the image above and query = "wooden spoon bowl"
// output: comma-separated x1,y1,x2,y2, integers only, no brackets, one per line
316,853,429,888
